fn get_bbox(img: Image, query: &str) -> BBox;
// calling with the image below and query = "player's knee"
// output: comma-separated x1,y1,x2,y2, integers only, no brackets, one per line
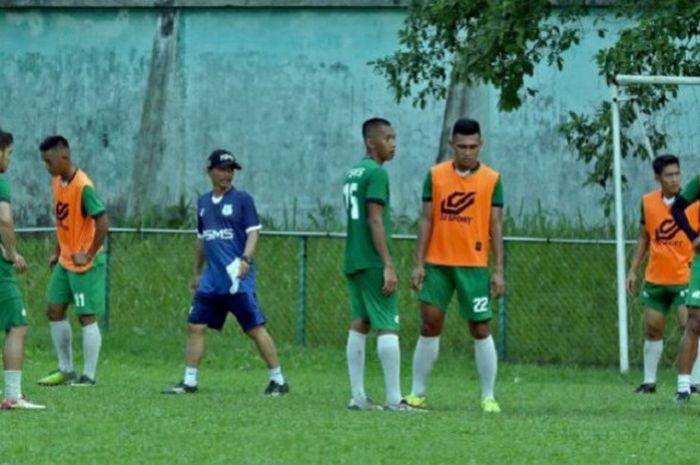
469,321,491,339
46,306,65,321
8,324,28,340
420,320,442,337
687,314,700,335
187,323,207,337
645,325,664,340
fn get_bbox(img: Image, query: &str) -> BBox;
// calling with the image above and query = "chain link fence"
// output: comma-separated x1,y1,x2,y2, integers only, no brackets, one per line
14,228,664,366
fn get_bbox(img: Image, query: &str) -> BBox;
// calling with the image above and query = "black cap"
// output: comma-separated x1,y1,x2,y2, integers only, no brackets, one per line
207,149,242,170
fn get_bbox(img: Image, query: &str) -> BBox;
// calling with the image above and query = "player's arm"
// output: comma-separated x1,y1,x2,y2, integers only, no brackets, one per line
671,176,700,249
410,201,433,291
367,201,397,295
411,171,434,291
0,201,26,273
72,186,109,266
489,206,505,298
626,201,649,295
489,177,505,297
191,238,205,291
237,194,262,278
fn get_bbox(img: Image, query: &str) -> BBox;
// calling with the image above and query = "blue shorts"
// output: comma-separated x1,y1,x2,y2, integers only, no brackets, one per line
188,292,266,332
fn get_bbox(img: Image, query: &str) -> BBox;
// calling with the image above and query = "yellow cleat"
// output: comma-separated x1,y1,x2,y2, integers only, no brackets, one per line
404,393,428,409
481,396,501,413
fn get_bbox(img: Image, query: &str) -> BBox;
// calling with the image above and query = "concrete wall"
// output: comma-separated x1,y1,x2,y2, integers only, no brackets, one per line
0,5,697,228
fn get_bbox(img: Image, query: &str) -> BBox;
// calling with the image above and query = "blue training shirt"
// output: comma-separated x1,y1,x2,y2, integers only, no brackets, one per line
196,188,261,295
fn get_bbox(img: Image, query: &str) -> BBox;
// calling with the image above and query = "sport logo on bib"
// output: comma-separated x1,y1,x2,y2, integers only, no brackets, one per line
56,201,70,230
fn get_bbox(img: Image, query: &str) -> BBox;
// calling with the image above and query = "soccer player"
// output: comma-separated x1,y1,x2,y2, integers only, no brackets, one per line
343,117,418,412
670,167,700,402
0,129,45,409
36,135,109,387
405,118,504,413
162,150,288,396
627,154,700,394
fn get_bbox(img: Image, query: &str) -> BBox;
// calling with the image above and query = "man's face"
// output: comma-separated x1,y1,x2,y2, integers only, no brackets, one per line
367,125,396,163
657,163,681,195
41,149,64,177
208,165,234,191
0,144,13,171
450,133,482,170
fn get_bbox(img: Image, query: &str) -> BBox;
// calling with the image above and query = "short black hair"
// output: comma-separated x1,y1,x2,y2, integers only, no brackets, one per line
39,135,70,152
452,118,481,137
362,117,392,141
0,128,13,151
652,154,679,175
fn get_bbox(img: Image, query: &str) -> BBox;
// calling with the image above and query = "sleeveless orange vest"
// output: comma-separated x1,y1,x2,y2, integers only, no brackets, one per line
643,190,698,285
425,161,500,267
52,169,99,272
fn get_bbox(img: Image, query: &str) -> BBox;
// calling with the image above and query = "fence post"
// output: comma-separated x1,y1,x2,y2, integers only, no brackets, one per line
497,240,507,360
103,232,111,331
295,236,308,346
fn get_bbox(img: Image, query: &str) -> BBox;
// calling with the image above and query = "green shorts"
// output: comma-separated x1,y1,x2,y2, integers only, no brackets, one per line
48,254,106,315
0,298,28,331
417,264,492,322
346,268,399,331
686,260,700,308
641,282,687,313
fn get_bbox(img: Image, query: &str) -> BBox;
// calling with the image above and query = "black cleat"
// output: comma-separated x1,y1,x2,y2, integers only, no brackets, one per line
691,384,699,394
634,383,656,394
264,380,289,396
162,381,198,394
674,391,691,404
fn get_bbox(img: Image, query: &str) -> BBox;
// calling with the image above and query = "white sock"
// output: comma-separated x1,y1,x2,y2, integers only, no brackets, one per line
377,334,402,406
50,320,73,373
82,323,102,380
269,366,285,385
346,330,367,401
411,336,440,396
643,339,663,384
678,374,691,394
691,353,700,386
475,335,498,400
184,367,198,387
4,370,21,401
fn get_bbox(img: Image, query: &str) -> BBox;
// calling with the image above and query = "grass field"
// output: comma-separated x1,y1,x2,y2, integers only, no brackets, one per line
3,336,700,465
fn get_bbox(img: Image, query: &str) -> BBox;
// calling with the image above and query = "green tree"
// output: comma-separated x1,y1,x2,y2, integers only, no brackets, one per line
373,1,700,205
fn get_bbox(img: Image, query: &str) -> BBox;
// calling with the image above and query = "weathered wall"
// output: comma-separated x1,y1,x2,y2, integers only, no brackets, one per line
1,5,698,228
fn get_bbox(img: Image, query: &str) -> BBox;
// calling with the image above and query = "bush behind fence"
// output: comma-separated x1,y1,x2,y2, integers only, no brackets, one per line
14,229,666,366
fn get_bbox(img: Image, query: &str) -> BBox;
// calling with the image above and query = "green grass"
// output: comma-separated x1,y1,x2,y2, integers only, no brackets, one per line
3,340,699,465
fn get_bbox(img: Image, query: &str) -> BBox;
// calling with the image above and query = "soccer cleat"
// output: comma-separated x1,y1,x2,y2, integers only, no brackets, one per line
481,396,501,413
691,384,699,394
70,375,96,387
162,381,198,394
674,391,691,404
1,397,46,410
384,399,426,412
264,380,290,396
404,393,428,409
347,397,381,411
634,383,656,394
37,369,76,386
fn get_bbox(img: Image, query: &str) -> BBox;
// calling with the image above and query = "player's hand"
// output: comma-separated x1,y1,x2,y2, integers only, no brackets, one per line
491,272,505,298
625,273,637,295
190,274,201,292
693,236,700,253
410,264,425,291
13,254,27,274
71,252,92,266
48,254,59,269
382,265,398,295
237,260,250,279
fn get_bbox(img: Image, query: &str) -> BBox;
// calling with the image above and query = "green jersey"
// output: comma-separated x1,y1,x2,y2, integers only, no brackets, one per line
0,175,21,302
680,175,700,203
343,157,393,274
